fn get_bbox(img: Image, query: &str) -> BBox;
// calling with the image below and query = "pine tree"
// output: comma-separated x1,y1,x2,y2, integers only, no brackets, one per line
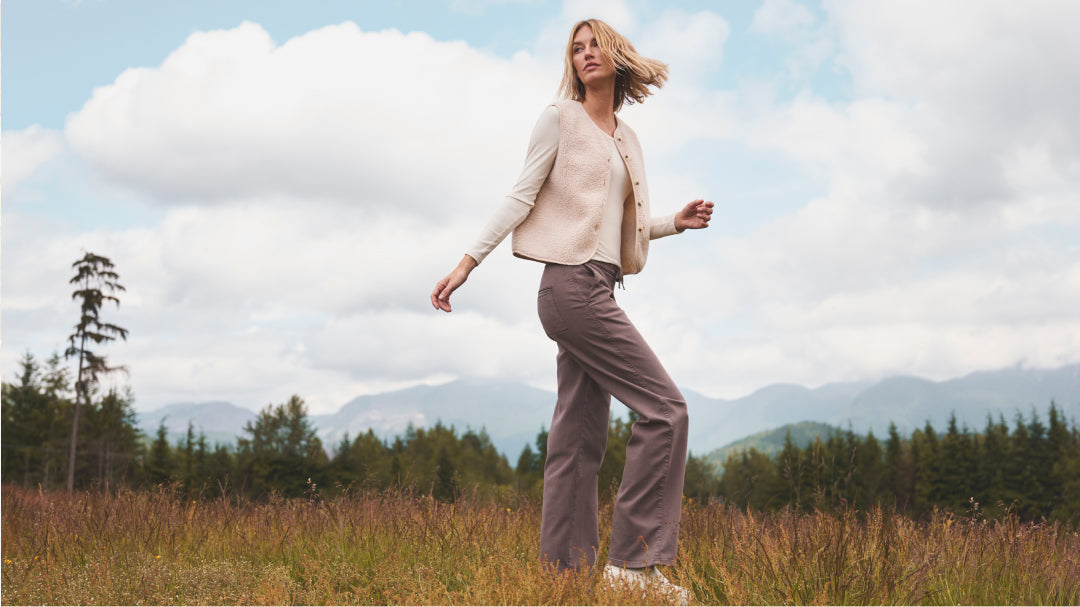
719,448,777,510
1046,403,1070,515
976,414,1009,517
88,387,140,487
1,353,73,488
1005,412,1033,516
778,429,804,507
911,424,941,516
855,430,885,509
939,413,972,511
1024,409,1051,517
884,423,914,511
65,252,128,491
237,395,327,497
434,447,458,502
683,452,720,501
146,420,176,484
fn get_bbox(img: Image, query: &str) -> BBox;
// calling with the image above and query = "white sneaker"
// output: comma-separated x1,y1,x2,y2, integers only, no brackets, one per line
603,564,692,605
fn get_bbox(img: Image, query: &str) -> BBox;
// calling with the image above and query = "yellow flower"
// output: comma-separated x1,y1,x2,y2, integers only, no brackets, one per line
156,555,161,559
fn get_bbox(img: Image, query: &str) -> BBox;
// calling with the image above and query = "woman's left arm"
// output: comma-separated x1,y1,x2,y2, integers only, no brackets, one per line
649,199,714,239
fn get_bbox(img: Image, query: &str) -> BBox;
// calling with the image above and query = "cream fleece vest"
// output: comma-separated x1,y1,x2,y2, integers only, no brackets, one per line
512,100,652,275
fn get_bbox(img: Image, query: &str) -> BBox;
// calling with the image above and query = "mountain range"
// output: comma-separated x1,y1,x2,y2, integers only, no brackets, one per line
136,364,1079,460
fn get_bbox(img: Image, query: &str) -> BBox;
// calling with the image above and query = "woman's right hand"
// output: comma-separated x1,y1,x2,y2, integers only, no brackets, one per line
431,255,478,313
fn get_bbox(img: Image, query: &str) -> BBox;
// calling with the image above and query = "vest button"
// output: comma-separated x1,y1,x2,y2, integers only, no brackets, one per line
637,200,643,207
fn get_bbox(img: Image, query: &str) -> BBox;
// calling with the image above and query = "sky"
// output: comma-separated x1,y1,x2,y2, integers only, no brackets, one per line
3,0,1079,416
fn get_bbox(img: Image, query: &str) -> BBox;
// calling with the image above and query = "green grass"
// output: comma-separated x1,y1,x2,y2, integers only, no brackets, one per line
2,485,1078,605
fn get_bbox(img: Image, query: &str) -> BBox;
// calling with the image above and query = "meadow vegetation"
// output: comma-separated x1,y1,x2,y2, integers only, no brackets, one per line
3,484,1079,605
6,349,1080,604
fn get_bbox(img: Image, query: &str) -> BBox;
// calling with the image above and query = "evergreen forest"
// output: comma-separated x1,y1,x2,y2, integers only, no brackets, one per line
3,352,1079,525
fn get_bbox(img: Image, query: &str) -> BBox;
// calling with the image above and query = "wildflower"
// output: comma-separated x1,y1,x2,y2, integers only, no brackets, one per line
4,559,11,564
156,555,161,559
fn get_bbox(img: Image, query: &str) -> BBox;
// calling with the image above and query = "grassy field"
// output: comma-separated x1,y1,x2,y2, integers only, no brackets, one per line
2,485,1078,605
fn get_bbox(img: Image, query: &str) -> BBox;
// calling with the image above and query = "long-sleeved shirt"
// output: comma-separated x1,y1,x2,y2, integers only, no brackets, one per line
466,105,678,266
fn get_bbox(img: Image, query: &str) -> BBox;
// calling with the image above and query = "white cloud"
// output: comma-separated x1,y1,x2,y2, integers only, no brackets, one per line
826,0,1080,209
1,126,65,196
620,203,1080,397
450,0,535,16
750,0,816,36
303,309,554,386
64,22,557,219
5,4,1080,414
637,9,730,82
613,0,1080,395
561,0,634,31
0,192,552,412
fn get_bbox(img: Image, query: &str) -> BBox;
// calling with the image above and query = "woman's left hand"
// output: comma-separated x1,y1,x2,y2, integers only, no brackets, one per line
675,199,714,231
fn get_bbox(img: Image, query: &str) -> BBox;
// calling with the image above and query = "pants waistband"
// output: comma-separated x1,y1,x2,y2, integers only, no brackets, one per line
584,260,624,289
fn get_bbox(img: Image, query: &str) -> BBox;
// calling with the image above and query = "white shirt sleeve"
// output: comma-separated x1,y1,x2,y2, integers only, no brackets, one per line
650,212,680,240
465,106,560,265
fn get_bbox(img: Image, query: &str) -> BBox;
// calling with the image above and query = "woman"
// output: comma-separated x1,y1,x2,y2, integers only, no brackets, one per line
430,18,712,597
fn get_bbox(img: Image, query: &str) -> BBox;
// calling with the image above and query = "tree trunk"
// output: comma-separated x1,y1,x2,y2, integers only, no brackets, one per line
67,338,87,492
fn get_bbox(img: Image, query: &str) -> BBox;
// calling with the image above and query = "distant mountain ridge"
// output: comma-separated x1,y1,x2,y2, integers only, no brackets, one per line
136,401,255,448
135,364,1080,460
700,421,840,472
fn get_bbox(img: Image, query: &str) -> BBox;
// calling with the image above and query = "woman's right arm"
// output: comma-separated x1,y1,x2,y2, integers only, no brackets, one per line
431,254,478,312
430,106,560,313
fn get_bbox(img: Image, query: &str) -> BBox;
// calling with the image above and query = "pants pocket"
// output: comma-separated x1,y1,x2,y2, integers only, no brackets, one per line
537,286,569,338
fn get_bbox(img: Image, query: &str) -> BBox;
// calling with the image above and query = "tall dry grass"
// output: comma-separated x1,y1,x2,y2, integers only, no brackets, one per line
2,485,1078,605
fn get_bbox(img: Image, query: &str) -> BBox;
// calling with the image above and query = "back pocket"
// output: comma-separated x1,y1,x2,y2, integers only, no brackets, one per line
537,286,569,338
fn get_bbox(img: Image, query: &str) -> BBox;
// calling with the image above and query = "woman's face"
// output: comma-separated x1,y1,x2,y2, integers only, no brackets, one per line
572,25,614,88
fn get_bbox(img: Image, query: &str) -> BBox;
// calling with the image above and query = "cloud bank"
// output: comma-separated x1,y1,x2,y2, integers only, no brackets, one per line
3,2,1078,415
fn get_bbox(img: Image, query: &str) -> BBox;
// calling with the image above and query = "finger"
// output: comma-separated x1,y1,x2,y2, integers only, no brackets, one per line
431,281,447,309
439,285,457,312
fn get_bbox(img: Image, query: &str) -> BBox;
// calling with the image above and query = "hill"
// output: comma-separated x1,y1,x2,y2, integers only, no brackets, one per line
135,401,255,447
700,421,840,472
136,363,1080,459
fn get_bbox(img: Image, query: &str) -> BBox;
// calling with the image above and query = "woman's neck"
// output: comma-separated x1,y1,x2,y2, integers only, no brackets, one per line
581,80,617,135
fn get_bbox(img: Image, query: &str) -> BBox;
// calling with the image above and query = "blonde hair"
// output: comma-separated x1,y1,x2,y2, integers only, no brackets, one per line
558,19,669,112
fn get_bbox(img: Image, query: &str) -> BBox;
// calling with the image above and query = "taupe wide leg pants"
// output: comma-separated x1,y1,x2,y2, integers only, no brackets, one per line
536,261,689,571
